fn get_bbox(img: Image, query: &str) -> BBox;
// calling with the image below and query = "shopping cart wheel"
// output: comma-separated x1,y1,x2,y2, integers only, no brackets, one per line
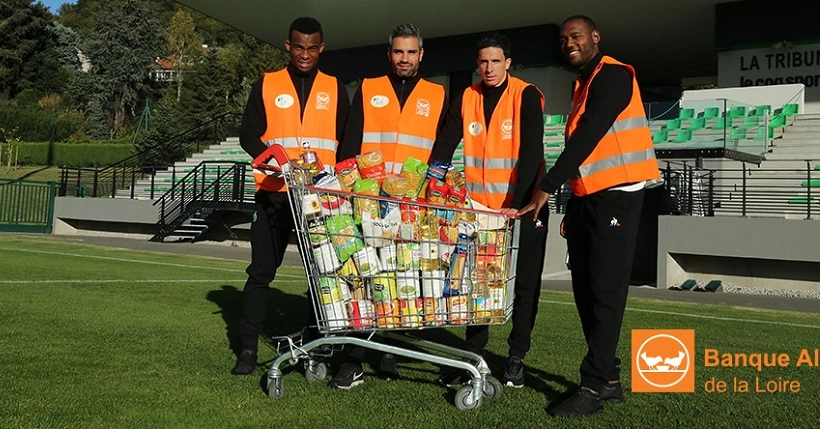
304,360,328,382
454,385,482,410
482,376,503,399
266,376,284,399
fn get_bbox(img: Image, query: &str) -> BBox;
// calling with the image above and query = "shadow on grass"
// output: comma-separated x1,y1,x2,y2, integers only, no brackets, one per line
206,283,312,356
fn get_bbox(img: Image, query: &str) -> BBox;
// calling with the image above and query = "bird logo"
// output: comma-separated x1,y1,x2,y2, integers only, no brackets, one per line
632,330,695,392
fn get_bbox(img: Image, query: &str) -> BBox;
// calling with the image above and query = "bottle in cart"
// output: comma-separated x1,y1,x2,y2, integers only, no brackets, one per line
420,224,440,271
300,141,320,177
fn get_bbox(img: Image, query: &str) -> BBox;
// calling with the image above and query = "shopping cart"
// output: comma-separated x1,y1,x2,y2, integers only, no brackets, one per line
262,160,520,410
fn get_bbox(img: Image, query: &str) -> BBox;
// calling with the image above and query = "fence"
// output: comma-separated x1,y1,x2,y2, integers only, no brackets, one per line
0,179,56,233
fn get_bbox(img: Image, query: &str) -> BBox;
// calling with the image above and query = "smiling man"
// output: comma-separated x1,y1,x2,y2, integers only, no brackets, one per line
233,17,349,376
430,32,548,390
520,15,660,417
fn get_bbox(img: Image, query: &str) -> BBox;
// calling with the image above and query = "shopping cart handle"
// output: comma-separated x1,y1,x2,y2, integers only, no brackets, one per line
251,144,290,172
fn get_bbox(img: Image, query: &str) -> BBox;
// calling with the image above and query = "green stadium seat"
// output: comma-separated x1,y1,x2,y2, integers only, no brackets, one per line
652,130,668,144
664,118,682,130
711,117,730,129
740,116,760,128
800,179,820,187
753,127,774,140
702,107,720,119
690,117,706,130
768,114,787,128
669,279,697,291
749,105,771,116
679,108,695,121
788,196,816,204
696,280,723,292
781,103,799,116
545,153,561,159
544,130,564,137
730,127,747,140
815,164,820,171
544,114,565,126
671,129,692,143
544,141,563,147
728,106,747,118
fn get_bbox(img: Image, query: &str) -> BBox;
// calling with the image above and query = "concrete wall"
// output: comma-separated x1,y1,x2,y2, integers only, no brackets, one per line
53,197,160,235
657,216,820,292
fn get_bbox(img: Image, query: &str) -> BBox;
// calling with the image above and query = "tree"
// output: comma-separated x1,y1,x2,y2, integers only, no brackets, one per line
0,0,55,99
73,0,163,138
167,8,201,102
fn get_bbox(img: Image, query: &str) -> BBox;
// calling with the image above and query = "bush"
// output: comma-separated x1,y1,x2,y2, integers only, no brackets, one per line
3,141,135,167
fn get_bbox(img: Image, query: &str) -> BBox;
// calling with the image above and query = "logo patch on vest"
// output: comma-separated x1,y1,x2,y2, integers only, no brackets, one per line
468,121,483,136
315,92,330,110
370,95,390,108
416,98,430,117
501,119,513,140
275,94,294,109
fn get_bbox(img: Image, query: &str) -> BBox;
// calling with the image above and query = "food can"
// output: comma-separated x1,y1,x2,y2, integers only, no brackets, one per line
347,300,374,330
370,272,398,302
396,271,420,299
396,242,421,270
352,246,382,276
421,270,445,298
322,300,349,331
375,300,399,328
447,295,469,325
313,243,342,274
318,277,344,305
399,299,421,328
379,245,398,271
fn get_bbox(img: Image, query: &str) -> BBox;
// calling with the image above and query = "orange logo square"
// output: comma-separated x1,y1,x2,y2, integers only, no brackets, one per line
631,329,695,392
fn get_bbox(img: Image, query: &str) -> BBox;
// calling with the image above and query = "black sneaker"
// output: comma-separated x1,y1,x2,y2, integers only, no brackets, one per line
501,355,524,388
328,362,364,390
231,349,257,375
550,388,604,417
599,382,625,403
379,353,400,381
437,369,471,388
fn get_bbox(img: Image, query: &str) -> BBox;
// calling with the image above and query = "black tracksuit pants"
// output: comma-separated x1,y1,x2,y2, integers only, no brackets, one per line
465,207,549,359
238,191,297,351
564,188,644,392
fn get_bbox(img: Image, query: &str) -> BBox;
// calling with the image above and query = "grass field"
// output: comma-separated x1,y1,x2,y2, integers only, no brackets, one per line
0,166,61,183
1,234,818,428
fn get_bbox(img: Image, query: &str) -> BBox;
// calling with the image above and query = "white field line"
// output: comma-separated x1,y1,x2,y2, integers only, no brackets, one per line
0,247,304,278
539,299,820,330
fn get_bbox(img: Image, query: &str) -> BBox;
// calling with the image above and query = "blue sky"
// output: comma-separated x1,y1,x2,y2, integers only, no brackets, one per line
38,0,77,13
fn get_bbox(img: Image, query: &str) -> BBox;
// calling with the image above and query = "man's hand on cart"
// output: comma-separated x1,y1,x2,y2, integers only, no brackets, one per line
519,189,550,221
498,208,518,216
251,144,290,176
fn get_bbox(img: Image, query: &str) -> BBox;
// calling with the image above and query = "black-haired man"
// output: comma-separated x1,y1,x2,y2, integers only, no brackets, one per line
232,17,349,375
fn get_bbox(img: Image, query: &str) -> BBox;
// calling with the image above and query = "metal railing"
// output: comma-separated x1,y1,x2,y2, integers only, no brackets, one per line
662,159,816,219
153,161,253,238
58,112,242,198
549,159,817,220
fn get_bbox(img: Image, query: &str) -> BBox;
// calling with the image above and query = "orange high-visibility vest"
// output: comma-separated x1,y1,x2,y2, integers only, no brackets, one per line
360,76,445,173
566,56,660,196
254,69,339,191
461,76,544,209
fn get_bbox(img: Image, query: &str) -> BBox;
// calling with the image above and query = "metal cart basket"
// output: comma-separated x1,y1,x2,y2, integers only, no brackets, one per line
265,163,521,410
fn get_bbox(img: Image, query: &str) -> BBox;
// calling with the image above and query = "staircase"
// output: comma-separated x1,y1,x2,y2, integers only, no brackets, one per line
118,137,256,201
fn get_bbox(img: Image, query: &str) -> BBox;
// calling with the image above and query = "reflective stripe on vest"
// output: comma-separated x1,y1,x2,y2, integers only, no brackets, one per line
256,69,339,192
566,56,659,196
